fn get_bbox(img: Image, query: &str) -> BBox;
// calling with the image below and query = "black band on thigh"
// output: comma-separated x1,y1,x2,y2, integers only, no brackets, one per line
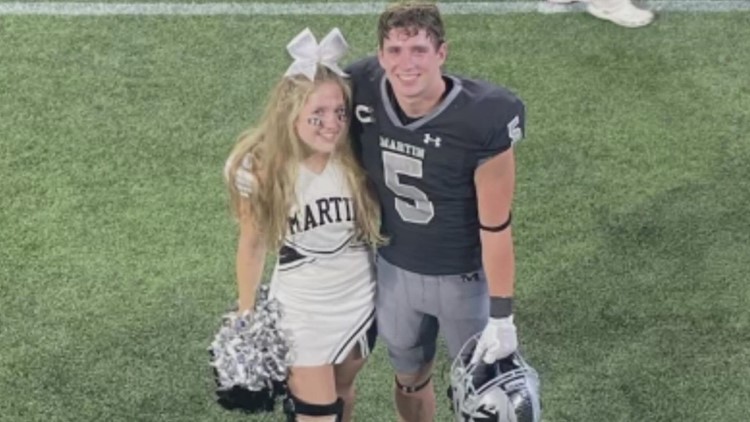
479,212,512,232
395,374,432,394
283,393,343,421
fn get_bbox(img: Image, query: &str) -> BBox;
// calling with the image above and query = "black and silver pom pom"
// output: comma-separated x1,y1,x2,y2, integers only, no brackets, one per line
208,285,293,413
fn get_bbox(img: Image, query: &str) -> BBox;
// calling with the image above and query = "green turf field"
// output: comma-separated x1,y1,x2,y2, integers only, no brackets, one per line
1,2,749,421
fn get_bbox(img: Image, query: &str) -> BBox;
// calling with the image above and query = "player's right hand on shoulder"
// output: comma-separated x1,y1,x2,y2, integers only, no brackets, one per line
225,154,254,197
234,164,253,198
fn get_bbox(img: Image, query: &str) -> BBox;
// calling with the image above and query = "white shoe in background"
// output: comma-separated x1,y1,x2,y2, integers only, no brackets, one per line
587,0,655,27
546,0,655,28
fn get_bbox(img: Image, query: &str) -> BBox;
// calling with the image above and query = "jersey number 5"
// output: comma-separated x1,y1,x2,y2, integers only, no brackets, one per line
382,151,434,224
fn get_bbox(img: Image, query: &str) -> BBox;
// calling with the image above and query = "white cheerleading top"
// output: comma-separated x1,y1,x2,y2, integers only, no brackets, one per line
277,160,362,269
269,156,373,299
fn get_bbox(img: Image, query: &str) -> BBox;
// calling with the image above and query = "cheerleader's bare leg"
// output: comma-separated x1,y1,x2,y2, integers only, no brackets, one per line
334,344,368,422
285,364,341,421
284,343,369,422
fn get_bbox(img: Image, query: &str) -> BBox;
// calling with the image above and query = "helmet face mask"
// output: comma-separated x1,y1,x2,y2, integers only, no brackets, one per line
450,334,542,422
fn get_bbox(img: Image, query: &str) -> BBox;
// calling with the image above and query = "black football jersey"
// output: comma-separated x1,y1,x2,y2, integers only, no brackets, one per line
347,57,525,275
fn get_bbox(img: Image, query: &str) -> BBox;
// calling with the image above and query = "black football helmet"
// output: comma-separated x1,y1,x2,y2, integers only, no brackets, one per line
450,334,542,422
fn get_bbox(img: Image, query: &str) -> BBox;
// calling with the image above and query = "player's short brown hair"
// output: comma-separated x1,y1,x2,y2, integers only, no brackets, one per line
377,2,446,49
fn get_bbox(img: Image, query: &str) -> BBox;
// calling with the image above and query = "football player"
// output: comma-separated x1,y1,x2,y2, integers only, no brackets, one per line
347,2,528,421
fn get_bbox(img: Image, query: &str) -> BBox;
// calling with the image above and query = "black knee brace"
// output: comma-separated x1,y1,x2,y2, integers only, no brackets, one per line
395,374,432,394
283,393,344,421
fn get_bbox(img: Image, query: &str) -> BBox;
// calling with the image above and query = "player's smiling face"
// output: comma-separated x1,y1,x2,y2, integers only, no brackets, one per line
295,81,348,157
378,28,446,101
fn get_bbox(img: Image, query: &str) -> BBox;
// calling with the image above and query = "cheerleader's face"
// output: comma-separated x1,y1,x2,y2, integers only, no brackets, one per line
295,81,348,156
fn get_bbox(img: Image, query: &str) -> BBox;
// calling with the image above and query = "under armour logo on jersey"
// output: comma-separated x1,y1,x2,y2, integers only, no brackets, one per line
423,133,441,147
355,104,375,124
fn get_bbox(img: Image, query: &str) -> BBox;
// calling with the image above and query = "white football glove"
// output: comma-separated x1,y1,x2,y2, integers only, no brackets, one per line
470,315,518,365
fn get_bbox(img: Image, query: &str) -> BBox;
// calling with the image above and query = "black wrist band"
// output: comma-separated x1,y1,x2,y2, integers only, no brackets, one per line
489,296,513,318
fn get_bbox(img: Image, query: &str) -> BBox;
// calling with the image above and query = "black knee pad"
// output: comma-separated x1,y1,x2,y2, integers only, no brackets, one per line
283,393,344,421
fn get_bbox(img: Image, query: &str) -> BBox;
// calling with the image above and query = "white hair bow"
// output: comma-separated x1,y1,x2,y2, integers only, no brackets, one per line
284,27,349,81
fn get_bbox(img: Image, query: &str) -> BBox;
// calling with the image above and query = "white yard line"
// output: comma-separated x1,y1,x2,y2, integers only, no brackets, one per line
0,1,748,16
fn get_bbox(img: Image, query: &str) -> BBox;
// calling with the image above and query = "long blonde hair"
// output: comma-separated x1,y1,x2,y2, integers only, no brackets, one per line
225,65,383,251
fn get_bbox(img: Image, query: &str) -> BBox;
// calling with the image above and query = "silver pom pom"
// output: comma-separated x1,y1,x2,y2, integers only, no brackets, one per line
209,285,293,396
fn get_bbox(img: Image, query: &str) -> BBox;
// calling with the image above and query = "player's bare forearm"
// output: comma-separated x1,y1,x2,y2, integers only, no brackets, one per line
480,229,515,298
475,149,515,299
235,217,267,313
475,150,515,298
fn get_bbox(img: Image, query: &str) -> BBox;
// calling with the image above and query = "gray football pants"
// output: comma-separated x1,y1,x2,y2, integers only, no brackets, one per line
375,254,490,374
